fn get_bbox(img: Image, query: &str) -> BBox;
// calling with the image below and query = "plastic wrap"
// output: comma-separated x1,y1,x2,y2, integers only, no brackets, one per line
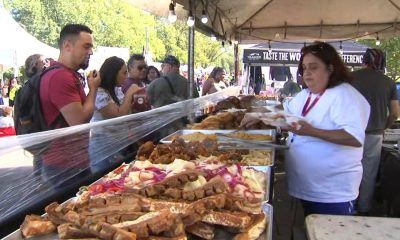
0,87,240,229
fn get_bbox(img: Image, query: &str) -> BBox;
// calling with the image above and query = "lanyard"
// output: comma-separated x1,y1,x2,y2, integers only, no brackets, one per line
301,90,325,117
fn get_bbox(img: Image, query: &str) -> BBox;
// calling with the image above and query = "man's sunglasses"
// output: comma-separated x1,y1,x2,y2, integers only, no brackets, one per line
137,65,148,71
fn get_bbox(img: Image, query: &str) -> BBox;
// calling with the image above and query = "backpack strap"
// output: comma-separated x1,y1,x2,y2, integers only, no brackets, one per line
164,76,176,95
40,65,69,129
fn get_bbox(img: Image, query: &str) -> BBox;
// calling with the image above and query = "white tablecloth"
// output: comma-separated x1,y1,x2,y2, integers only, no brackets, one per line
306,214,400,240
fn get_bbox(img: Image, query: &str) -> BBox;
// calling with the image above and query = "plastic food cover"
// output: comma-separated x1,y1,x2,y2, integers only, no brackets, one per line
0,87,240,230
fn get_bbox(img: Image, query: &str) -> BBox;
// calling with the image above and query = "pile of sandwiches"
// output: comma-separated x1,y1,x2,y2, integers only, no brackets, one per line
20,163,268,239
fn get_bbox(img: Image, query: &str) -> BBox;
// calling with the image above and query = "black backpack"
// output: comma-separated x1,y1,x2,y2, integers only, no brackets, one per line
14,65,63,135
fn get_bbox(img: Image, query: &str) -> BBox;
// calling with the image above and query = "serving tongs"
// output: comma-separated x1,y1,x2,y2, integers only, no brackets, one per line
216,132,289,149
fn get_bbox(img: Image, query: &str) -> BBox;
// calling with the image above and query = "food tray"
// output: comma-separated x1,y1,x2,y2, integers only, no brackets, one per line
5,200,273,240
3,198,77,240
261,202,273,240
217,146,275,166
160,129,276,144
247,165,271,203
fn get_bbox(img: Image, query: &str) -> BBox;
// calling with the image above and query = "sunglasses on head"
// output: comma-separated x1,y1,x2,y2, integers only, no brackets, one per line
301,43,326,56
137,64,148,71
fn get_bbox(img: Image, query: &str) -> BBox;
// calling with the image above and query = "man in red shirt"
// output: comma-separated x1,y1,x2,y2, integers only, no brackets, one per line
40,24,100,127
39,24,101,186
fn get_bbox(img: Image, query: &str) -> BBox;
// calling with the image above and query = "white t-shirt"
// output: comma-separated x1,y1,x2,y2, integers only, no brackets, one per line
0,116,14,127
91,87,125,122
284,83,370,202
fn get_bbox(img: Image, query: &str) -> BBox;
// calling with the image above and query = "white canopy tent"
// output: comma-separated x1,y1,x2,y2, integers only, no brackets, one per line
129,0,400,43
0,1,58,74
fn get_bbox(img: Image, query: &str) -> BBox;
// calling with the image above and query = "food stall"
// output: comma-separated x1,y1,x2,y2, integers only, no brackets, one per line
0,87,285,239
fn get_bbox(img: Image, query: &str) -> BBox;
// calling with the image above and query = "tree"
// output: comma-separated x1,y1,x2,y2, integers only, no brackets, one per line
4,0,234,71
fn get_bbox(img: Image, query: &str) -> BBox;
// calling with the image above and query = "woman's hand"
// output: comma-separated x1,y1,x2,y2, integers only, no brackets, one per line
286,120,312,135
126,84,142,97
239,113,261,128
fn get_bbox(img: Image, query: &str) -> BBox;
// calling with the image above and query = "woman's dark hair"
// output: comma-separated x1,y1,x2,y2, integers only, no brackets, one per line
146,66,160,79
298,42,352,89
99,56,125,106
209,67,225,80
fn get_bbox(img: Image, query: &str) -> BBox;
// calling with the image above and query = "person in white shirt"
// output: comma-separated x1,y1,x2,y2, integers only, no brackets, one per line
241,42,370,216
89,56,141,171
91,56,141,122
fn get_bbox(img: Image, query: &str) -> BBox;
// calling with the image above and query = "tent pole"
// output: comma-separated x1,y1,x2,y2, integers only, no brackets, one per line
188,1,195,123
188,22,195,99
234,43,239,88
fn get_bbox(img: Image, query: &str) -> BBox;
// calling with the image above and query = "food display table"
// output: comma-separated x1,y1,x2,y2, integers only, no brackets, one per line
305,214,400,240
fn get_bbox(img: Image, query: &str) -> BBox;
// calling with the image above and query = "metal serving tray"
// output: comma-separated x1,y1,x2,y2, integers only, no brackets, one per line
217,147,275,167
261,202,274,240
244,165,271,203
4,201,273,240
160,129,276,144
4,166,271,239
3,198,77,240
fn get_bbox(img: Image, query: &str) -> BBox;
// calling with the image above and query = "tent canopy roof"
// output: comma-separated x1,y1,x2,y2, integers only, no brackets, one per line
129,0,400,43
0,1,58,67
248,40,369,52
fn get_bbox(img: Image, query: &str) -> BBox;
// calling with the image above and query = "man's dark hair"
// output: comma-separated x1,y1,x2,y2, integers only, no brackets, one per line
58,24,93,49
163,55,180,67
127,54,145,71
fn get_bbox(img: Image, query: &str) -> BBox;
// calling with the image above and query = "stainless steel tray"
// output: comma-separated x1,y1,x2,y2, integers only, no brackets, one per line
217,147,275,166
261,202,274,240
3,198,77,240
247,165,271,203
160,129,276,144
5,202,273,240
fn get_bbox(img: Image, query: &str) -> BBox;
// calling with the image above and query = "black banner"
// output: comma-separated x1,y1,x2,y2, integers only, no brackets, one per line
243,49,364,66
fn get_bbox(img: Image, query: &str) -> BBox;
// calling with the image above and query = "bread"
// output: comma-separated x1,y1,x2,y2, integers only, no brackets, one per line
217,96,241,110
113,209,184,238
83,221,137,240
233,213,267,240
185,222,214,239
164,176,229,201
58,223,95,239
239,95,256,109
20,215,57,238
201,210,252,228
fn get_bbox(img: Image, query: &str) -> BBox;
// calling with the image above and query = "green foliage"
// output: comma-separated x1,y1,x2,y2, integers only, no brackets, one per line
359,38,400,81
3,0,234,71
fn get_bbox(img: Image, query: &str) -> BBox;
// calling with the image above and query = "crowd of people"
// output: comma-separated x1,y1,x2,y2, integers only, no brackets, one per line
0,23,398,219
0,23,234,138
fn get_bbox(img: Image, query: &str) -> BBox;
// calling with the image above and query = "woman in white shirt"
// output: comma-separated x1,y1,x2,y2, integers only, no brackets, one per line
242,42,370,216
90,56,141,171
91,56,141,122
201,67,228,95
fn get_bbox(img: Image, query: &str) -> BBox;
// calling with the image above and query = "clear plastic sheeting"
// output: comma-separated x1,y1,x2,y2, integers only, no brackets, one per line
0,87,240,230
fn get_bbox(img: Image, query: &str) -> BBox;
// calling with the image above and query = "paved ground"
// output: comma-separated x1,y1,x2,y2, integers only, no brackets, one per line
272,152,307,240
271,150,389,240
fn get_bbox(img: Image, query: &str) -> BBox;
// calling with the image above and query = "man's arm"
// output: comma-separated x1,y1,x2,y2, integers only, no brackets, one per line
60,71,100,126
290,120,362,147
201,79,212,96
60,89,97,126
385,100,400,129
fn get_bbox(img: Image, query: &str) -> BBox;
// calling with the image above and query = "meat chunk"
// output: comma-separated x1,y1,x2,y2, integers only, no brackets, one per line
20,215,57,238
